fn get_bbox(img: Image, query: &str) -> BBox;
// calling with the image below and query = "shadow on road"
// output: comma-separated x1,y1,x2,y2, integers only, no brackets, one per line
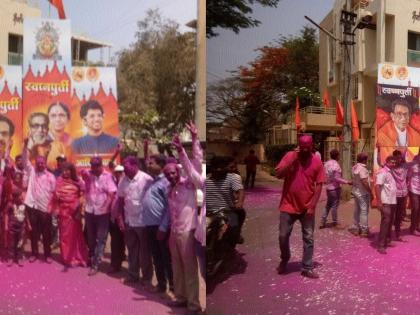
207,250,248,294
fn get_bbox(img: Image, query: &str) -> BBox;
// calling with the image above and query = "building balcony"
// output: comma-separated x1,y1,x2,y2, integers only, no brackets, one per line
8,52,23,65
408,49,420,67
296,106,342,131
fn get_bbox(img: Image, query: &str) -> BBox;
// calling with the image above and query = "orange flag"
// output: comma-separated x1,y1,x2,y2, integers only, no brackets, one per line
295,96,301,132
48,0,66,19
351,101,360,141
336,99,344,125
322,90,330,109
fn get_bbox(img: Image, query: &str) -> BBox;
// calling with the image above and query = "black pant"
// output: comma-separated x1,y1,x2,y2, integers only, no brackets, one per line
245,170,256,188
378,204,396,248
145,225,173,290
410,192,420,232
85,212,110,269
27,207,52,258
394,196,407,235
8,218,24,260
109,220,125,269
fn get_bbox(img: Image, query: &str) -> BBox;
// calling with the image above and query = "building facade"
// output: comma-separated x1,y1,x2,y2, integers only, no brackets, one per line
0,0,111,66
319,0,420,160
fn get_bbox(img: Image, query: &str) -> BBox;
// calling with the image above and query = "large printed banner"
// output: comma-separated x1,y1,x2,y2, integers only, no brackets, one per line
0,66,22,160
376,64,420,167
23,19,72,169
71,67,120,168
19,18,120,170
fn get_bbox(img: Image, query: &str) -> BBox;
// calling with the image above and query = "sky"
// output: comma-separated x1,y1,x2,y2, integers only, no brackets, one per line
207,0,335,84
37,0,197,63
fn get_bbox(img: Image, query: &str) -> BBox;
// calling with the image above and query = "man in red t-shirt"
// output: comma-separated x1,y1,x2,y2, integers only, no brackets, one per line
244,149,260,189
275,135,325,279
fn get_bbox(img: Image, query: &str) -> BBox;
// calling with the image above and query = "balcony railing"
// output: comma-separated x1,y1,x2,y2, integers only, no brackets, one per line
408,49,420,67
299,105,336,115
8,52,23,65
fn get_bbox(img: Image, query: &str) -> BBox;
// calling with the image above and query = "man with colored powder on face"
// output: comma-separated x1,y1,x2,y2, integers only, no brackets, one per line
163,156,201,313
275,134,325,279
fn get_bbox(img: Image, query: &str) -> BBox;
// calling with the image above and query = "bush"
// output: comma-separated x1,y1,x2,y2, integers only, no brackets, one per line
265,144,295,166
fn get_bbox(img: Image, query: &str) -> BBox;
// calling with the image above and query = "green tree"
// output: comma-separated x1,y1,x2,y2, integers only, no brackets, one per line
207,0,280,37
117,9,196,150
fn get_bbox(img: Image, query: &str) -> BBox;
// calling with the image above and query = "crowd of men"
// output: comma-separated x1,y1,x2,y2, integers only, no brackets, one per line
0,122,205,314
274,134,420,279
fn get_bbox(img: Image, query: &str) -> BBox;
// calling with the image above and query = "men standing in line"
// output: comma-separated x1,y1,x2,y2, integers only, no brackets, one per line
376,155,398,254
349,153,371,237
117,156,153,286
320,149,352,229
164,137,201,313
23,139,56,263
275,135,325,279
82,157,117,275
143,154,173,293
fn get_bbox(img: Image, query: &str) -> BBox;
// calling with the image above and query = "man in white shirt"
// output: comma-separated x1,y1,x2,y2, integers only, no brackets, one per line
24,151,56,263
116,156,153,285
82,157,117,276
376,155,398,254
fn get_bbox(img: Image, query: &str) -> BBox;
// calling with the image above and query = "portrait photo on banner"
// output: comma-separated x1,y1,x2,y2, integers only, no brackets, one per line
375,83,420,167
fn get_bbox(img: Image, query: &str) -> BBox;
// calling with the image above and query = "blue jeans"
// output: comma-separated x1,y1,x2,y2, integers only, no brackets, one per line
321,188,341,225
352,194,370,232
278,211,315,271
85,212,110,269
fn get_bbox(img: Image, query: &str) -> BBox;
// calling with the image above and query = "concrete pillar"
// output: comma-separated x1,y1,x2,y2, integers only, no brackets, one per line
195,0,206,140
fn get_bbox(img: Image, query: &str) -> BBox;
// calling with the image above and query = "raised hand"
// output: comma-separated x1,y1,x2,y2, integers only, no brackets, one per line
172,134,183,152
186,121,198,138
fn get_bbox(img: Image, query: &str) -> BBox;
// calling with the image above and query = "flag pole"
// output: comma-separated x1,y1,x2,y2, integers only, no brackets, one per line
48,3,51,18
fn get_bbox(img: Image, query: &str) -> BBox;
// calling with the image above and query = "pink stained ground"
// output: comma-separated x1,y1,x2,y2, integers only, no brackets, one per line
0,240,205,314
207,170,420,314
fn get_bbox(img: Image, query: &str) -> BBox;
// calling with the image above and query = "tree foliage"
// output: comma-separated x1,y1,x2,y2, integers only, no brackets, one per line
117,10,196,150
207,0,280,37
208,26,319,143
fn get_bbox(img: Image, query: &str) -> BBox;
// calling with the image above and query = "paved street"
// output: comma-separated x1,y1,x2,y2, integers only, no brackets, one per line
207,169,420,314
0,239,205,315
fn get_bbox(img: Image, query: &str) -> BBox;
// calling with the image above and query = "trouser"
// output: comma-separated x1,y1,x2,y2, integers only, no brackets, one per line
8,219,24,260
278,211,314,271
27,207,52,258
378,204,396,248
85,212,110,269
125,226,153,282
352,194,370,232
109,220,125,270
195,238,205,279
321,188,341,225
145,225,173,290
245,170,256,188
394,196,407,236
51,214,59,245
169,230,200,310
409,192,420,232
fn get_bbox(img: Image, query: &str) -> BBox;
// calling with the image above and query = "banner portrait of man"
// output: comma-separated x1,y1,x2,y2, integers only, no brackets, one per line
376,84,420,166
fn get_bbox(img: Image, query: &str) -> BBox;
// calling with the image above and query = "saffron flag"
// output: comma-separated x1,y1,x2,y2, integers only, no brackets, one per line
322,90,330,108
48,0,66,19
351,101,360,141
295,96,301,132
336,99,344,125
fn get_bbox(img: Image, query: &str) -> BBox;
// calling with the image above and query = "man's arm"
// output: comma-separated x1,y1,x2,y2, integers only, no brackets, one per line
234,189,245,209
275,151,298,179
308,183,323,215
375,185,383,210
186,122,203,173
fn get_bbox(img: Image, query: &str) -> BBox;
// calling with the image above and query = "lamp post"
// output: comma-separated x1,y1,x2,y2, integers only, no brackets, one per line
305,1,375,189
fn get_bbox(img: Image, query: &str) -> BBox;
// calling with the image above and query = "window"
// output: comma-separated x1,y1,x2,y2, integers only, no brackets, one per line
408,32,420,67
8,34,23,65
